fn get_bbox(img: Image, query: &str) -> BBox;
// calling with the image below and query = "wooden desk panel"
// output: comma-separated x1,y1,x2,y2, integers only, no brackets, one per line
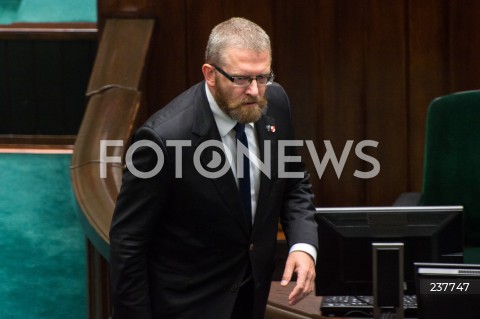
267,281,337,319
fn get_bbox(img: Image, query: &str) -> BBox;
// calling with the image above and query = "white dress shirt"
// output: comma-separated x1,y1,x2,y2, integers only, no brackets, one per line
205,83,317,262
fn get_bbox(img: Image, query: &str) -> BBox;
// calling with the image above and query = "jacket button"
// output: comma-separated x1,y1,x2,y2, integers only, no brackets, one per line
249,243,254,251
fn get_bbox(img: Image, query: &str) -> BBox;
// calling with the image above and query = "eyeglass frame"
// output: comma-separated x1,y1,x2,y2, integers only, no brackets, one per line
210,64,275,87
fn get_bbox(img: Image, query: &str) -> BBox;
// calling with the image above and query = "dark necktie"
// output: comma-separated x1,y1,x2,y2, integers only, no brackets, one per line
234,123,252,225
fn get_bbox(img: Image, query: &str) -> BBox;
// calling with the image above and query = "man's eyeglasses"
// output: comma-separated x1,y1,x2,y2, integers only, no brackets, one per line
211,64,274,87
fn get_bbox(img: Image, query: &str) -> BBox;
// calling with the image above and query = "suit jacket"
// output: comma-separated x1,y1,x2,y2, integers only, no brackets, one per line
109,81,318,319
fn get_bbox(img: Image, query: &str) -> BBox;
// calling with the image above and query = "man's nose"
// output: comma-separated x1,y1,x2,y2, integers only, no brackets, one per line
245,79,259,96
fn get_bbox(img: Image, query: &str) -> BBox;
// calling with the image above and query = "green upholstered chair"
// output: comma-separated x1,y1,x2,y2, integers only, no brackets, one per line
395,90,480,263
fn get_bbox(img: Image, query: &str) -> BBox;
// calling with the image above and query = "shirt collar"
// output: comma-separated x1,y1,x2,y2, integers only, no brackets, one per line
205,82,254,137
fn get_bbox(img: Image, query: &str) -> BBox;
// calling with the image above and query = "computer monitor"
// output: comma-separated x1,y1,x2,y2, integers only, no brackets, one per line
415,262,480,319
314,206,464,297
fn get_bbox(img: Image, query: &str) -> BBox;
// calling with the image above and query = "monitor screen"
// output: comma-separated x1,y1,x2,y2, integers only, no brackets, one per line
415,262,480,319
314,206,464,296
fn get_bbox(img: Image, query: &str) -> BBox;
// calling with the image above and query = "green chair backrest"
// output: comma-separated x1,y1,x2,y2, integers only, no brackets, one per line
420,90,480,245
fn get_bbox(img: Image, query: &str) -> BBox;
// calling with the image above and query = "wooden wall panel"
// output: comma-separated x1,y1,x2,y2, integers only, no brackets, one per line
364,0,408,205
318,0,368,206
145,0,187,116
273,0,323,206
312,0,339,206
449,0,480,92
184,0,274,86
97,0,480,207
185,0,230,85
408,0,449,191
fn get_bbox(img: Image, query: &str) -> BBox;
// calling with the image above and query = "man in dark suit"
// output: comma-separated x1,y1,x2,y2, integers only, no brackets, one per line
109,17,318,319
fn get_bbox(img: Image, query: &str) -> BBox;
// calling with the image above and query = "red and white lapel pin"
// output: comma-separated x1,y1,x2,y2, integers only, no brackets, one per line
266,125,276,133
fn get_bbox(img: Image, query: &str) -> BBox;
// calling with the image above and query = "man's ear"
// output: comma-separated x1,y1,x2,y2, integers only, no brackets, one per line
202,64,216,87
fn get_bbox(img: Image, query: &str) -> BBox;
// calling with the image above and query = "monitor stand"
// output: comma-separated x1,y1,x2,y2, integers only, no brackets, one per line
372,243,404,319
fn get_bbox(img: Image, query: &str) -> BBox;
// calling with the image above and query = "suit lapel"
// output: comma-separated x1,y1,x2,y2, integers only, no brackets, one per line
191,84,251,235
253,115,278,229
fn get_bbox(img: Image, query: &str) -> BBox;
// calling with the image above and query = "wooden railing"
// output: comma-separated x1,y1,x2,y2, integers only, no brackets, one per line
0,22,97,40
70,18,154,319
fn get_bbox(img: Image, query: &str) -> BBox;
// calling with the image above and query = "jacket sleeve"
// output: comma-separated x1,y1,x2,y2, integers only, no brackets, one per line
109,126,172,319
267,83,319,251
